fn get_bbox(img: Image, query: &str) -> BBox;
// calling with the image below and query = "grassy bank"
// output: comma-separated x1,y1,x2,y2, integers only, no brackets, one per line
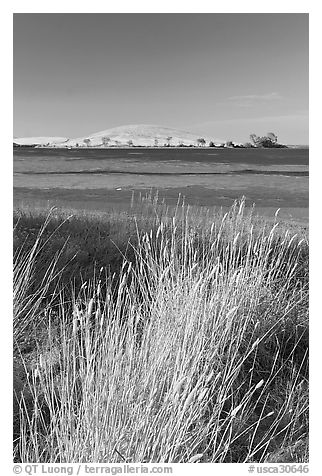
13,196,309,463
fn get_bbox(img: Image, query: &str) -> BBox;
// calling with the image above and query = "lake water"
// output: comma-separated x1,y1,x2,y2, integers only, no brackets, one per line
13,147,309,224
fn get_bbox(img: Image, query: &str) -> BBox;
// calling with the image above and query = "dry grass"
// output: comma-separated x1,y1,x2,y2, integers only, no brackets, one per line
13,196,309,463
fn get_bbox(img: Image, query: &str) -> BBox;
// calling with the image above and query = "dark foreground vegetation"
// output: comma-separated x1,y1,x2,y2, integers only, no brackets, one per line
13,195,309,463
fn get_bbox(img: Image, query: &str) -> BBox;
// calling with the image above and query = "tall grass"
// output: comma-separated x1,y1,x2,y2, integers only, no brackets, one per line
13,197,309,463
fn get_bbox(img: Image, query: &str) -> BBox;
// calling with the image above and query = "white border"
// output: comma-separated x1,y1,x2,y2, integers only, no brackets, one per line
3,4,319,475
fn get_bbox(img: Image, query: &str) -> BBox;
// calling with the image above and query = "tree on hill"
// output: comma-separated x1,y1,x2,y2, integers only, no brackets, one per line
250,134,260,147
250,132,285,148
259,137,276,148
127,140,134,147
197,138,206,147
83,138,91,147
102,136,110,147
154,138,159,147
166,136,172,147
267,132,278,144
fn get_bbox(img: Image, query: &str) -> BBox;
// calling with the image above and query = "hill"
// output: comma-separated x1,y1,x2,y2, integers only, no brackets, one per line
45,124,223,148
13,136,68,146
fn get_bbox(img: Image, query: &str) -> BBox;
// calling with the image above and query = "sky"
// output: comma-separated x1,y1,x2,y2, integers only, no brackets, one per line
13,13,309,144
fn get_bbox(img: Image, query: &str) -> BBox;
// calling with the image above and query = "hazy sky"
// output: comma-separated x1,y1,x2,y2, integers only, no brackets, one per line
13,13,308,143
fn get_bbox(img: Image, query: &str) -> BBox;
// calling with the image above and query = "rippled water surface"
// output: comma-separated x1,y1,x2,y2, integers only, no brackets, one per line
13,147,309,223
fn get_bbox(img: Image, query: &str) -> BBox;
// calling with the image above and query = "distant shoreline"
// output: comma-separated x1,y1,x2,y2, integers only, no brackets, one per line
13,145,309,150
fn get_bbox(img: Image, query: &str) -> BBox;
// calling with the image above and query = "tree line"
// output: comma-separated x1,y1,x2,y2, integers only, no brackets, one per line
79,132,286,148
17,131,287,149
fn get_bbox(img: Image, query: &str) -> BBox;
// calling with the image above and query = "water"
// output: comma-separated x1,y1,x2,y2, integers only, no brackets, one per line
13,147,309,223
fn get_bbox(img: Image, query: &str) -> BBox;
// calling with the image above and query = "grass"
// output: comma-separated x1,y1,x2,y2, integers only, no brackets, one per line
13,194,309,463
